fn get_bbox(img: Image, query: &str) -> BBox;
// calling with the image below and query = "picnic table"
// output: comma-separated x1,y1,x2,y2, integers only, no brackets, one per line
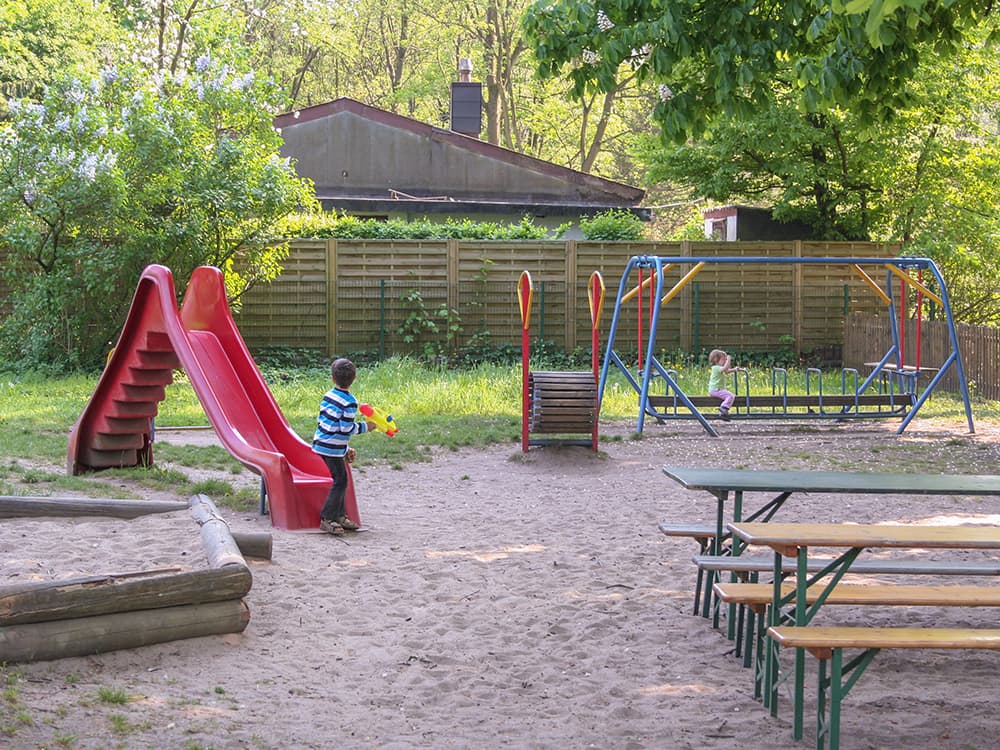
728,521,1000,743
660,468,1000,622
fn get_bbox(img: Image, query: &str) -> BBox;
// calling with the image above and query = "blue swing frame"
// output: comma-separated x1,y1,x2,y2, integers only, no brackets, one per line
596,255,975,436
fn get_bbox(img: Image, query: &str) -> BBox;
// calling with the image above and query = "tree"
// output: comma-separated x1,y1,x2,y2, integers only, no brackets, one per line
638,94,890,240
0,58,314,370
0,0,118,108
636,37,1000,322
522,0,997,141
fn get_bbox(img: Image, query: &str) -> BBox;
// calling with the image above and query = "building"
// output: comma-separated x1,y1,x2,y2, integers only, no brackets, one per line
273,97,649,238
703,205,813,241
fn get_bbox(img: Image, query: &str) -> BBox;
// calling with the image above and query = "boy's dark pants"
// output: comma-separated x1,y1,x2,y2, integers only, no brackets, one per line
319,455,347,521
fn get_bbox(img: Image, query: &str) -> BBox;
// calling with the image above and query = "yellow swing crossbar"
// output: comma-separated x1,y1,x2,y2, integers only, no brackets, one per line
661,262,707,305
885,264,944,307
621,263,675,304
850,265,891,305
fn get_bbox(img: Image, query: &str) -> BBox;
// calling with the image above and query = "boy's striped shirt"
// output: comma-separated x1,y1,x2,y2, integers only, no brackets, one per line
312,387,368,457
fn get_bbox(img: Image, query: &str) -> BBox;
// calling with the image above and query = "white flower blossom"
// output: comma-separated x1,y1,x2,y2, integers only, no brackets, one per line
233,72,255,91
195,55,211,72
101,67,119,85
66,81,85,104
55,117,71,132
658,84,674,101
596,10,614,31
582,49,601,65
77,153,99,182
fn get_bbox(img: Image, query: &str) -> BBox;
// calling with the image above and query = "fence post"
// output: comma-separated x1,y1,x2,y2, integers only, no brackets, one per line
679,240,692,351
379,279,386,360
792,240,803,356
326,239,337,356
447,239,460,317
565,239,578,350
693,282,700,354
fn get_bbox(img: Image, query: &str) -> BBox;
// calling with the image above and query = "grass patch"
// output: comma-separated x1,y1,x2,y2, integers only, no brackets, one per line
0,359,997,493
96,686,131,705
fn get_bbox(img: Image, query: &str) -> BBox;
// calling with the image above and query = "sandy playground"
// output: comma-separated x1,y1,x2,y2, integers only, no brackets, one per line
3,417,1000,750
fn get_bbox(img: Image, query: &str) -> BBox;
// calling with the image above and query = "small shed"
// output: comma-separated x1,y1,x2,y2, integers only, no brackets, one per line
703,205,813,241
274,98,649,238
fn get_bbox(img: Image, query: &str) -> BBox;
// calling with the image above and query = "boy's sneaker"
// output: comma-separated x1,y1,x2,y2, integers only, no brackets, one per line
319,518,345,536
336,515,360,531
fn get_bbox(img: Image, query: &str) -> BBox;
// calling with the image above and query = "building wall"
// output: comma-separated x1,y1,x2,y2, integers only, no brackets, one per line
280,110,617,203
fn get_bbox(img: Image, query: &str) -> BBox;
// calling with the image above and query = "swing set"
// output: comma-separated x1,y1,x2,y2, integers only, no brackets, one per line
596,255,975,437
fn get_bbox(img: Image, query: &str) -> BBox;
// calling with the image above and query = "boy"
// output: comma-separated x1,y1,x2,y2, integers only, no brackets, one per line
312,358,373,535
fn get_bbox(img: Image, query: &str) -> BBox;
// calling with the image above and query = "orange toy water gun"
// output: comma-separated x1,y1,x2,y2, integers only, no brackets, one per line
359,403,399,437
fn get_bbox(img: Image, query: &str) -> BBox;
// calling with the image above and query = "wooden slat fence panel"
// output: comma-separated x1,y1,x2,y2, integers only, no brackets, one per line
843,316,1000,400
233,239,900,360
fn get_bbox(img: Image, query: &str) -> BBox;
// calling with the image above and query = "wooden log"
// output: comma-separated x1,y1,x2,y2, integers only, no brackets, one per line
0,566,252,627
0,496,189,519
0,599,250,663
231,531,273,561
189,494,249,570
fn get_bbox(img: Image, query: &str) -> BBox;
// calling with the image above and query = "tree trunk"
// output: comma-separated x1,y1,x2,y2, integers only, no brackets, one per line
0,496,188,519
0,567,252,626
0,600,250,664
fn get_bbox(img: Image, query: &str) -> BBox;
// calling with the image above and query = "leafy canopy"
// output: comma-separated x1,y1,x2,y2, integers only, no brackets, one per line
0,56,313,370
522,0,997,140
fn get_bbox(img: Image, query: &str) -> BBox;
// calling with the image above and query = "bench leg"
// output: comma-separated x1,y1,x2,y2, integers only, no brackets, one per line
827,649,844,750
815,647,879,750
734,602,746,657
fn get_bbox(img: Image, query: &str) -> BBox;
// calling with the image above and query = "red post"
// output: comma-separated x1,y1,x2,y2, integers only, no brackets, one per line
588,272,605,453
636,267,644,370
916,269,923,371
517,271,533,453
899,275,906,366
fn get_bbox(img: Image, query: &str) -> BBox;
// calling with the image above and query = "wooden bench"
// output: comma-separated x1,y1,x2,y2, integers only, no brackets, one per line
692,553,1000,616
768,625,1000,750
716,581,1000,695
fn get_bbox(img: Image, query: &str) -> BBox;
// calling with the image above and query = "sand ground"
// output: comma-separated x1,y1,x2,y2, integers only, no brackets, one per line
3,416,1000,750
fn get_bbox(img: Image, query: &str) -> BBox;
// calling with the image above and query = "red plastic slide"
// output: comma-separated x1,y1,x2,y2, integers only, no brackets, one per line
67,264,357,530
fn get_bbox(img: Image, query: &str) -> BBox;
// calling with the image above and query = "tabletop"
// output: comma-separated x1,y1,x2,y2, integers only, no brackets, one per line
663,468,1000,496
729,521,1000,552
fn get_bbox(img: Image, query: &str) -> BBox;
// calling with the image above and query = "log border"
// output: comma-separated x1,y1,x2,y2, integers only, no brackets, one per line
0,494,265,662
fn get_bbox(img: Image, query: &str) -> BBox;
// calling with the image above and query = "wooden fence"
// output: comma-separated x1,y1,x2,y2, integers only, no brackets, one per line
233,239,894,359
844,316,1000,400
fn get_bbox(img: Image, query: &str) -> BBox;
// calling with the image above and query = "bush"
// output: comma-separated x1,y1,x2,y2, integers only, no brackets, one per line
273,213,552,240
579,209,646,241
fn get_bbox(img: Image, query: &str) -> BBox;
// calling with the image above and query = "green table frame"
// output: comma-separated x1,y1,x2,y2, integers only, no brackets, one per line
728,522,1000,743
662,468,1000,627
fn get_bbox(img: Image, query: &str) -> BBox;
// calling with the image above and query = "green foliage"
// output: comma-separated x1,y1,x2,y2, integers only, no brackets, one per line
396,288,463,358
0,57,313,370
523,0,995,141
0,0,117,107
634,38,1000,321
273,213,552,240
578,209,646,241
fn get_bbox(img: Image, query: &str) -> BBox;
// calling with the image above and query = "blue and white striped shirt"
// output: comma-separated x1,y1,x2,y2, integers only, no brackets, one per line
312,387,368,457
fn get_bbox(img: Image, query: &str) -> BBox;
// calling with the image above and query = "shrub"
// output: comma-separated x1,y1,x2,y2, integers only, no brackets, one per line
579,209,646,241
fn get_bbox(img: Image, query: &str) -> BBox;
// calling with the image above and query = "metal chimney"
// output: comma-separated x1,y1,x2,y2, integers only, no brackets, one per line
451,58,482,137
